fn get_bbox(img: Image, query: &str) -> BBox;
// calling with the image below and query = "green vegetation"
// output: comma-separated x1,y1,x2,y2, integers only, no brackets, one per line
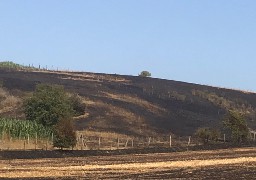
23,84,81,149
195,127,220,144
139,71,151,77
223,111,249,143
0,61,24,69
24,84,74,126
0,118,52,139
0,61,38,70
53,118,76,149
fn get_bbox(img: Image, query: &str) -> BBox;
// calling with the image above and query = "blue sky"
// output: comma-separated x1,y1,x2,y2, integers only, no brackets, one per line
1,0,256,91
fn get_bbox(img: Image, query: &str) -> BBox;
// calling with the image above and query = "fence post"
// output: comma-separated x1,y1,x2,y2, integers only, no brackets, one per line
148,137,151,147
169,135,172,147
117,138,120,149
80,136,83,150
125,139,129,148
35,133,37,150
131,139,134,148
188,136,191,146
98,137,101,149
27,134,30,145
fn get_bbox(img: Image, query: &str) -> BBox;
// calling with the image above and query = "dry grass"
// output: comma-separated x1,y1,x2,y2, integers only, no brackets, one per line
102,92,167,115
0,88,21,114
77,130,131,139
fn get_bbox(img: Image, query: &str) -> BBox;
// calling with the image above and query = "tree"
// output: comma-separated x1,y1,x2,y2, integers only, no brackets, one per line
223,110,249,143
195,127,220,144
53,118,76,149
69,93,86,116
139,71,151,77
24,84,74,126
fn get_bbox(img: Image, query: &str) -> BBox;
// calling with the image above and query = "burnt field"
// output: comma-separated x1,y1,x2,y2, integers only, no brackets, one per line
0,147,256,179
1,68,256,137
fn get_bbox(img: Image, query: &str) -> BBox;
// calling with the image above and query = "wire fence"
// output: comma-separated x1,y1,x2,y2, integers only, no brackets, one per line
1,132,255,151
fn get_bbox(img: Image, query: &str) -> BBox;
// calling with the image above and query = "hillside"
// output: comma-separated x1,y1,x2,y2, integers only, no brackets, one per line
0,67,256,137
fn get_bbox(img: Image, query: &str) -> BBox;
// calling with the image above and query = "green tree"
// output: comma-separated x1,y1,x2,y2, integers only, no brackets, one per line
195,127,220,144
53,118,76,149
24,84,74,126
223,110,249,143
139,71,151,77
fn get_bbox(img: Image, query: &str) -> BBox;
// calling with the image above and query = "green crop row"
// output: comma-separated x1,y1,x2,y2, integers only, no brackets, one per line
0,118,52,139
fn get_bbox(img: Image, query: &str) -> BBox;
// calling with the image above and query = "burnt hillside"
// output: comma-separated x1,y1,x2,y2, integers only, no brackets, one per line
0,68,256,137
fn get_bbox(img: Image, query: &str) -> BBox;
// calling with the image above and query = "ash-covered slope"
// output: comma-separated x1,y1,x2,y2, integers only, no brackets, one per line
1,68,256,136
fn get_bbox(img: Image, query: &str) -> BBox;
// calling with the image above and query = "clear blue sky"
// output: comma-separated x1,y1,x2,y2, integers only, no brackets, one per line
1,0,256,91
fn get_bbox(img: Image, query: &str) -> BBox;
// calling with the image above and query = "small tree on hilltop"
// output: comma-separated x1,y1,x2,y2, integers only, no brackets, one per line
223,110,249,143
53,118,77,150
139,71,151,77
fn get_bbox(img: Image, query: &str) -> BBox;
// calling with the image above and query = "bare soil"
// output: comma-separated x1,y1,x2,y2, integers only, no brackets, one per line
0,147,255,179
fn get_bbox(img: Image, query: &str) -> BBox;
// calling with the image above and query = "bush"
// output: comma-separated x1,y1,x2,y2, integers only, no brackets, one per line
53,118,76,149
69,94,86,116
223,110,249,143
139,71,151,77
24,84,74,126
195,127,220,144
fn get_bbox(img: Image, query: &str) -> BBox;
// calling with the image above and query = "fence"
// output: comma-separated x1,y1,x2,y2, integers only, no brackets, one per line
0,133,201,151
1,132,256,151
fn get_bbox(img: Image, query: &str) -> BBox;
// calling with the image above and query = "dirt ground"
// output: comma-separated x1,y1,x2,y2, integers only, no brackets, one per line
0,147,256,179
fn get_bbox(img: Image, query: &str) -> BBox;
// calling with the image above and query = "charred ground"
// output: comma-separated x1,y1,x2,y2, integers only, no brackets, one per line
0,68,256,137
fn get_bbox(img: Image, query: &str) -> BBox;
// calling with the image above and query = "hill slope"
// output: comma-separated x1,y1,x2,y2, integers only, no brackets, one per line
0,68,256,137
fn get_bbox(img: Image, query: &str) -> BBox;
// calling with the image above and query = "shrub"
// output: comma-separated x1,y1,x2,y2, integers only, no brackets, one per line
53,118,76,149
139,71,151,77
195,127,220,144
69,94,86,116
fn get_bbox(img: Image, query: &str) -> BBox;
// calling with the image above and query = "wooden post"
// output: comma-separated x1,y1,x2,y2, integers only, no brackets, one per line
35,133,37,150
224,134,226,143
148,137,151,147
27,134,30,144
80,136,83,150
117,138,120,149
125,139,129,148
24,140,26,150
131,139,134,148
51,133,54,143
188,136,191,146
169,135,172,148
98,137,101,149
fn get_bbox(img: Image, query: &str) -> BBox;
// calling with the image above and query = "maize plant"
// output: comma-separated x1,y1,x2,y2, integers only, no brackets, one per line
0,118,52,140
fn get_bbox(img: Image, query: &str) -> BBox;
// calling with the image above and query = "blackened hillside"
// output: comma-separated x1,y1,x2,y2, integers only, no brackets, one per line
0,68,255,137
